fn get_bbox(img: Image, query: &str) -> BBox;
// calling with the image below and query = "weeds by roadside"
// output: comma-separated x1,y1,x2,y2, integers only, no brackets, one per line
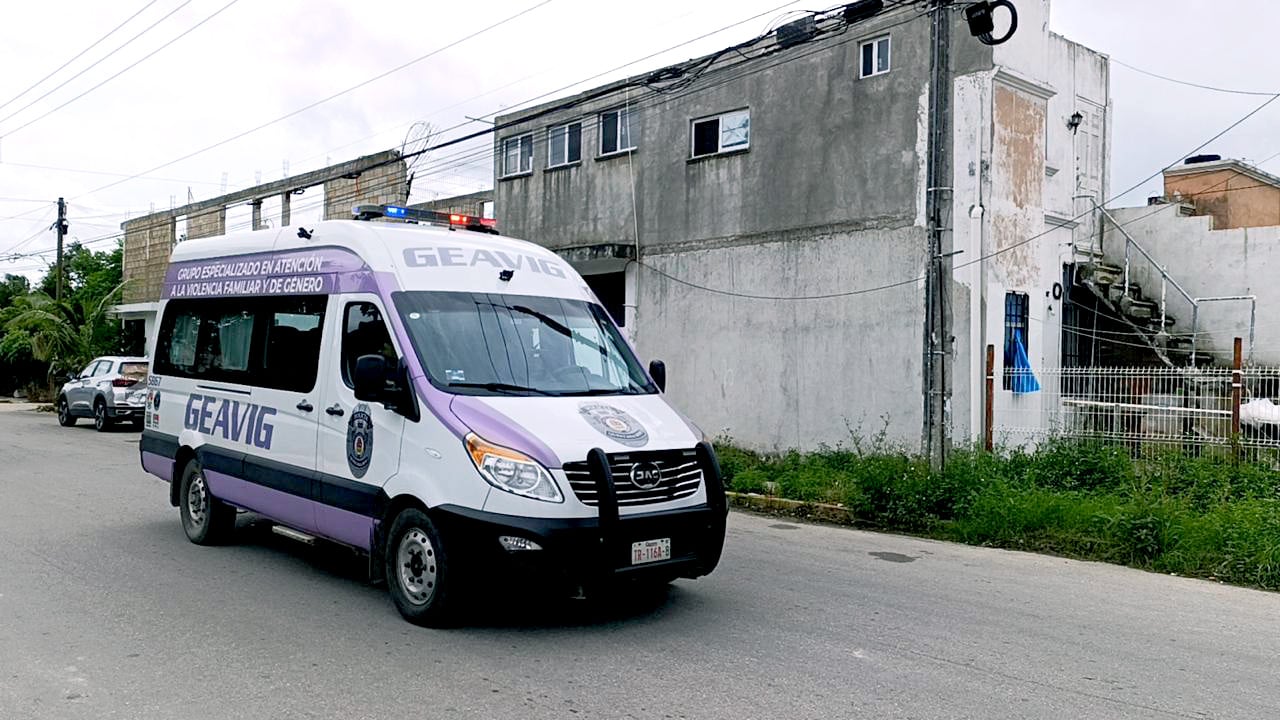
717,436,1280,591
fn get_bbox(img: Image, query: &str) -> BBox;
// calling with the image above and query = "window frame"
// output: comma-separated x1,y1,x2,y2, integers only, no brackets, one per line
1003,291,1031,391
689,108,751,159
340,301,400,390
546,121,583,169
859,35,891,78
500,132,535,178
598,106,637,157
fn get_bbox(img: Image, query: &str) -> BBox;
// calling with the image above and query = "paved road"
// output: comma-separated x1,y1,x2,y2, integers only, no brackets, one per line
2,409,1278,719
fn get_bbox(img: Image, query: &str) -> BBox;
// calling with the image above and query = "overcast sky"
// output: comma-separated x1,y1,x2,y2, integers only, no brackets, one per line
0,0,1276,280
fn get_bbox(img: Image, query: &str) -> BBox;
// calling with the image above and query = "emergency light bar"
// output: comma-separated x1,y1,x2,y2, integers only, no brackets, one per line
352,204,499,234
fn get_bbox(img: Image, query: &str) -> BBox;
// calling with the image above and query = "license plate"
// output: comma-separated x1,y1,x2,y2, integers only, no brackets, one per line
631,538,671,565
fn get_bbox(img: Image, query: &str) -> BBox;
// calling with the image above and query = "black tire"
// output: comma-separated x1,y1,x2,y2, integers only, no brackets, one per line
56,396,76,427
385,508,458,627
93,399,110,432
179,460,235,545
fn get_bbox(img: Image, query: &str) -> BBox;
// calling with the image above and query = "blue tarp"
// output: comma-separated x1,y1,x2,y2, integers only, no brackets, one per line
1009,330,1040,394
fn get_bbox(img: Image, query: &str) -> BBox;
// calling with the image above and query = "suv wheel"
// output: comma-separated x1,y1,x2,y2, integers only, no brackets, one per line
57,396,76,427
93,399,110,432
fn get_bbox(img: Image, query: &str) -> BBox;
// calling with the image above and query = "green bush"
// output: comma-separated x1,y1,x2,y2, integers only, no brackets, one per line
716,436,1280,591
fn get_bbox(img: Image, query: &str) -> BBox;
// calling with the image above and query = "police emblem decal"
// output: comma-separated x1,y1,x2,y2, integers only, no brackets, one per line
578,402,649,448
346,404,374,478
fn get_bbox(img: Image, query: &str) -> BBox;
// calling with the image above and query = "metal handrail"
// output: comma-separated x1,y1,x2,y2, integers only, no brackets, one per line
1078,196,1259,367
1092,202,1196,307
1192,296,1257,366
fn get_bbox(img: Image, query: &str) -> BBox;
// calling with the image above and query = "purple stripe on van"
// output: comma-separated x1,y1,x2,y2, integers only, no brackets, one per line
204,469,316,533
449,395,561,468
314,505,375,551
163,246,371,299
141,451,173,483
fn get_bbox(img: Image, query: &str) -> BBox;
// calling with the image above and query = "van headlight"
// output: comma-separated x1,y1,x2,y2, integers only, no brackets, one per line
465,433,563,503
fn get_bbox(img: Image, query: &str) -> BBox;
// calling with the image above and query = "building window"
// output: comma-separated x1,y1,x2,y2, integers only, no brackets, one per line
690,109,750,159
1003,291,1030,390
599,107,636,156
501,133,534,177
860,35,890,78
547,122,582,168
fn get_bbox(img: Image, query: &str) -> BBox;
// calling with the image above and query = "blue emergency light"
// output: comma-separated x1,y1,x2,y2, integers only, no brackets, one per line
352,204,499,234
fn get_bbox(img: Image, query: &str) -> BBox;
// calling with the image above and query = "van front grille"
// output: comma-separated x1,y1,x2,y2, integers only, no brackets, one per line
562,448,702,507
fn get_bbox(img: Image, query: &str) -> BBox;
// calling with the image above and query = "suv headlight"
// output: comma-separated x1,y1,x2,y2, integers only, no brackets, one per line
465,433,563,503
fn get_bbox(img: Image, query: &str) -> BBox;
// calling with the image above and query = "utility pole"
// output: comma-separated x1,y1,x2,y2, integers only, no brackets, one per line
55,197,67,303
923,0,953,470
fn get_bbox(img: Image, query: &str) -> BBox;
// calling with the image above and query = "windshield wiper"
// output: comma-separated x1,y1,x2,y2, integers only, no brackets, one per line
447,381,556,396
559,388,643,396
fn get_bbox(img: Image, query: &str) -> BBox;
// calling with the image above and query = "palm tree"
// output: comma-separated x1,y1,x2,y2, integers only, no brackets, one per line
2,280,127,381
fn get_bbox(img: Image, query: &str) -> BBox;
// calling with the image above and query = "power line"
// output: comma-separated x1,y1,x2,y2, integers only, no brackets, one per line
65,0,808,213
0,0,160,115
0,0,237,140
57,0,553,206
1112,58,1277,97
0,159,230,186
288,0,808,172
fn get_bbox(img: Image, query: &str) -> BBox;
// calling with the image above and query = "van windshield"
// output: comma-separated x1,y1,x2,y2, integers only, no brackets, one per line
393,291,656,397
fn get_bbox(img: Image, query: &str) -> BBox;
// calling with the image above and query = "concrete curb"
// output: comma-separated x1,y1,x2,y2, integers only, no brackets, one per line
727,491,857,526
0,402,47,413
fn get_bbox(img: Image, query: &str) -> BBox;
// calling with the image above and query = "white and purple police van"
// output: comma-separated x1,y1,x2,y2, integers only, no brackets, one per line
139,204,727,626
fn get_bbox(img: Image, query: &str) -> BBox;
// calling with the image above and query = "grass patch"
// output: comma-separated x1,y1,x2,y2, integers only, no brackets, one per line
717,436,1280,591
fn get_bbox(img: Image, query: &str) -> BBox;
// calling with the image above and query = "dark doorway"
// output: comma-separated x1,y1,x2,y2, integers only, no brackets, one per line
583,272,626,327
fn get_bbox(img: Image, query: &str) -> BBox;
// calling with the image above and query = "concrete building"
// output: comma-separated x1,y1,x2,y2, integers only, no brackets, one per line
1099,156,1280,367
1163,155,1280,231
493,0,1110,452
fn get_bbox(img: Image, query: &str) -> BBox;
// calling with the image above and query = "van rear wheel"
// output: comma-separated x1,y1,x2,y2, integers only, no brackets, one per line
179,460,235,545
385,508,458,627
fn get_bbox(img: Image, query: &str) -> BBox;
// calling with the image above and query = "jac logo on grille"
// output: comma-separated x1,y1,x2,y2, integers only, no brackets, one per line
630,461,663,490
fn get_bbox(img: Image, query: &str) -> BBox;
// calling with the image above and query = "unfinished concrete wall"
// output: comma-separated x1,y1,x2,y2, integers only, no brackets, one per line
410,190,492,218
1107,207,1280,365
637,225,927,451
121,215,176,304
324,159,408,220
187,207,226,240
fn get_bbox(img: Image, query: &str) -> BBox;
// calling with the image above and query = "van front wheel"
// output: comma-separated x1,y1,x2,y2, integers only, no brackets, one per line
385,508,457,627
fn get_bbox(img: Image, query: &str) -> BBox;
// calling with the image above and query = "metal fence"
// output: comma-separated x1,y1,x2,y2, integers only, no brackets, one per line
991,363,1280,458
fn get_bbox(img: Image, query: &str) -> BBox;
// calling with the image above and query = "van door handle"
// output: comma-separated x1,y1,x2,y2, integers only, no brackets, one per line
296,400,314,412
325,404,345,417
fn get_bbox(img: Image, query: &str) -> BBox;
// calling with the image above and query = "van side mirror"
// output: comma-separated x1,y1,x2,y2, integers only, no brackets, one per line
649,359,666,393
353,355,387,402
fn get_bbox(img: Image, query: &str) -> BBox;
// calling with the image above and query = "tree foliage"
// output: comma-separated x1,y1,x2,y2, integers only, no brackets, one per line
0,242,126,395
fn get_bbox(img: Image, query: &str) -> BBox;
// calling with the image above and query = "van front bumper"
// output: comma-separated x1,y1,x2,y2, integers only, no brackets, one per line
431,442,728,586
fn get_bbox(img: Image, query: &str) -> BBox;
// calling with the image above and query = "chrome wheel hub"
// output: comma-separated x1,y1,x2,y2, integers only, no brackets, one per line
187,472,208,528
396,528,437,606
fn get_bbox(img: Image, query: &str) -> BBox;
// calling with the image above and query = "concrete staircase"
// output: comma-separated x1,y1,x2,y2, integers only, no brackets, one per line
1073,258,1207,368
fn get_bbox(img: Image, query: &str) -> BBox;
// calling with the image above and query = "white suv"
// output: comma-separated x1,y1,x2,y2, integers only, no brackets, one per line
56,356,149,431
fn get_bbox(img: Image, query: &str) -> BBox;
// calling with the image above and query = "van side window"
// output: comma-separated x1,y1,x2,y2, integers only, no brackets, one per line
167,312,201,370
342,302,398,388
155,295,326,389
263,297,326,392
